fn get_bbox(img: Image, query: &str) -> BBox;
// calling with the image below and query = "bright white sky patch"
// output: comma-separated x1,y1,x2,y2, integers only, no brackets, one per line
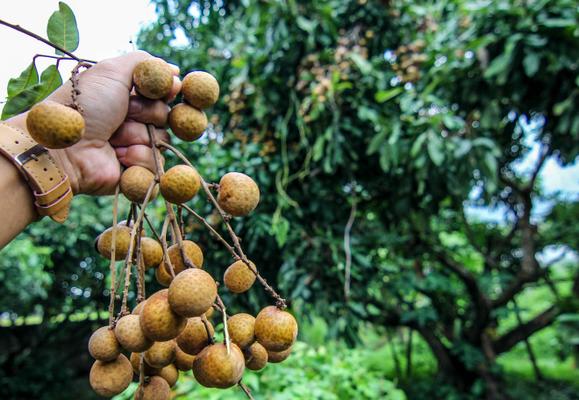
0,0,157,110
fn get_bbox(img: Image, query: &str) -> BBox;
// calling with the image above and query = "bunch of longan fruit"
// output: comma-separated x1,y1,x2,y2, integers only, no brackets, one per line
25,58,297,399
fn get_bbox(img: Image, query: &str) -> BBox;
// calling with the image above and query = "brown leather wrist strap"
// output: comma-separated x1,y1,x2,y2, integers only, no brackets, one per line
0,122,72,223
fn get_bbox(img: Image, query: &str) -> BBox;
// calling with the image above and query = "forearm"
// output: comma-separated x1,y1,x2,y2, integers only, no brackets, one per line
0,150,37,248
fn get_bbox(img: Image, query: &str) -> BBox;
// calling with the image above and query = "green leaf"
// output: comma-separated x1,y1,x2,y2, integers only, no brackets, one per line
367,131,386,155
296,16,316,33
47,2,79,54
1,85,42,120
375,87,403,103
7,63,39,97
427,133,444,166
349,53,371,74
553,96,573,116
454,140,472,158
35,65,63,102
523,52,540,77
442,114,465,131
410,133,427,157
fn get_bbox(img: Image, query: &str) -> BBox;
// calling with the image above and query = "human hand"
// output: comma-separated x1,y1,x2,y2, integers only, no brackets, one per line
8,51,181,195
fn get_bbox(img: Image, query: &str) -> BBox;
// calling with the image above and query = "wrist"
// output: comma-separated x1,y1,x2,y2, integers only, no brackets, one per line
6,113,81,194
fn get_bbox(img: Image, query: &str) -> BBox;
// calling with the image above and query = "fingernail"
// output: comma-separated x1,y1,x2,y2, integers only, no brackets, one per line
128,98,142,115
115,147,128,157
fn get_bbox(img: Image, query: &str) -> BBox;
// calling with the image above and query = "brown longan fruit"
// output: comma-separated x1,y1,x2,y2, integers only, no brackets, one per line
156,363,179,387
254,306,298,351
160,165,201,204
245,342,268,371
158,241,204,278
155,263,173,287
130,352,160,376
168,269,217,317
267,346,293,363
134,375,171,400
133,300,147,315
88,326,121,362
141,238,163,269
140,289,187,341
133,58,173,100
97,225,132,260
168,103,208,141
174,345,196,371
217,172,260,217
223,260,257,293
120,166,158,203
192,343,245,389
89,354,133,397
144,340,176,368
181,71,219,109
115,314,153,353
26,101,85,149
228,313,255,349
176,317,214,355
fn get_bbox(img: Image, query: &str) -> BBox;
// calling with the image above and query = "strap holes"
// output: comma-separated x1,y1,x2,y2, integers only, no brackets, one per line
43,168,47,172
49,177,53,181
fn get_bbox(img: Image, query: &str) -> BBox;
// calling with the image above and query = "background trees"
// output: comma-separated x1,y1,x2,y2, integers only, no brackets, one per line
1,0,577,399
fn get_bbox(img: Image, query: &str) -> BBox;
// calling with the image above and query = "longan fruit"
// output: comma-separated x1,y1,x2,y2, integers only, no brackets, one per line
217,172,260,217
88,326,121,362
192,343,245,389
156,363,178,387
223,260,257,293
160,165,201,204
254,306,298,351
133,300,147,315
89,354,132,397
155,263,173,287
158,241,204,277
141,238,163,269
144,340,176,368
130,352,160,376
168,269,217,317
174,345,196,371
245,342,268,371
115,314,153,353
26,101,84,149
97,225,133,260
133,58,173,100
134,375,171,400
168,103,208,141
181,71,219,109
176,317,214,355
267,346,293,363
227,313,255,349
120,166,158,203
140,289,187,341
204,306,215,319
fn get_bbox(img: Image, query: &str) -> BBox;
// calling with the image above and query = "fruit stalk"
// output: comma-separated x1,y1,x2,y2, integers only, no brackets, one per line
156,140,288,309
108,185,120,326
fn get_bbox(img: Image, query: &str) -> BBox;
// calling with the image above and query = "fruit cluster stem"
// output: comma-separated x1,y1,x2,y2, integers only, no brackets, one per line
107,185,120,327
156,139,288,309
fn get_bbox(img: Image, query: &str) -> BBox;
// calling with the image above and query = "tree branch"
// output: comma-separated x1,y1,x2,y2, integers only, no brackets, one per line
493,306,559,354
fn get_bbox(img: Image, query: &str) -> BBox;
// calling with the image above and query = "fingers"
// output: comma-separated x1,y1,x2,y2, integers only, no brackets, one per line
110,121,169,147
127,96,170,127
115,145,162,172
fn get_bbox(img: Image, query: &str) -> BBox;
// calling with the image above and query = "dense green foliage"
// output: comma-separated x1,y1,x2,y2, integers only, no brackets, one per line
0,0,577,399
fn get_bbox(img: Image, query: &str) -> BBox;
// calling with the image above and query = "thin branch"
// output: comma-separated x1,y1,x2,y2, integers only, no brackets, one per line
107,185,120,326
238,381,255,400
216,295,231,355
343,201,357,301
119,181,157,317
0,19,96,63
181,203,237,255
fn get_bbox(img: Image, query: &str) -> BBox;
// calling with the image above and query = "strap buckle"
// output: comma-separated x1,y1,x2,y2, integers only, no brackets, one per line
15,144,48,167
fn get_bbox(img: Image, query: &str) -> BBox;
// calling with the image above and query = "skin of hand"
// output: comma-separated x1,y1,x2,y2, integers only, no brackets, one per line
7,50,181,195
